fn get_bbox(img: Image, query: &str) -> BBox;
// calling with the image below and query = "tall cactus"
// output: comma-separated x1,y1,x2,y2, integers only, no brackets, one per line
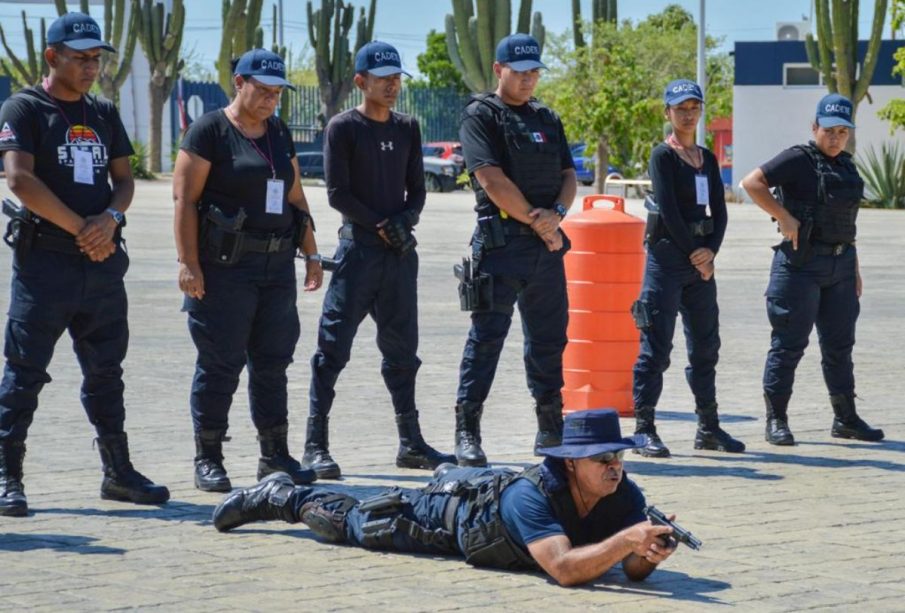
307,0,376,123
573,0,617,48
271,3,290,122
216,0,265,95
445,0,546,93
136,0,185,172
805,0,889,150
54,0,140,104
0,12,48,90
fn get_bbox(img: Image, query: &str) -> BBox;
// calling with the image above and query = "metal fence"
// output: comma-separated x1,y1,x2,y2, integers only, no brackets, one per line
172,81,469,147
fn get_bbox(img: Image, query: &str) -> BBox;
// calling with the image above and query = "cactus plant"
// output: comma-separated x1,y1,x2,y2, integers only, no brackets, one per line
805,0,889,150
0,11,48,90
54,0,140,104
136,0,185,172
445,0,546,93
271,3,290,122
307,0,376,122
216,0,265,95
573,0,617,48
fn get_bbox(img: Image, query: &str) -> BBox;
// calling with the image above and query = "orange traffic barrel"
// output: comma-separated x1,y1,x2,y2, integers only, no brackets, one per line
561,194,645,416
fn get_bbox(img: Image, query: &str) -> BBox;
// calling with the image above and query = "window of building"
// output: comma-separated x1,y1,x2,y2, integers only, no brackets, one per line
784,64,821,86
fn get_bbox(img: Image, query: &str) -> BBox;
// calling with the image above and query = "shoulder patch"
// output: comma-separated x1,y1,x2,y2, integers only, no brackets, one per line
0,121,16,143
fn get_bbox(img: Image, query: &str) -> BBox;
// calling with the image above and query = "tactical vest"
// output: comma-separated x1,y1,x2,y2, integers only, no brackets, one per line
466,93,564,216
778,143,863,244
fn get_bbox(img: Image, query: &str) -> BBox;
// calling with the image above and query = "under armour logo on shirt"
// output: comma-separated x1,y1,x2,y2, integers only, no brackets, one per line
380,141,394,151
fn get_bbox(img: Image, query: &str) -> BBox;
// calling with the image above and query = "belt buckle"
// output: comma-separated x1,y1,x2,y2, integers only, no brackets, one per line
266,236,282,252
833,244,845,256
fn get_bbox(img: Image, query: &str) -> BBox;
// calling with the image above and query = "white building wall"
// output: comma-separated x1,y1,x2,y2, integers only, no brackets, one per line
733,85,904,200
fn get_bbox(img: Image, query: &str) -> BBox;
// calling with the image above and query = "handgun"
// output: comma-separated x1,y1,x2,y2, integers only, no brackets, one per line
644,505,702,551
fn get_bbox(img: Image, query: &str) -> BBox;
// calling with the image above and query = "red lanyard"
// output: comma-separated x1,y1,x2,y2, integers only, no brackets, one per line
42,77,87,129
666,133,703,171
225,107,276,178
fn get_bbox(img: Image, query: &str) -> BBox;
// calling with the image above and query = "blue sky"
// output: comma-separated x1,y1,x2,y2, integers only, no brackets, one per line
0,0,897,74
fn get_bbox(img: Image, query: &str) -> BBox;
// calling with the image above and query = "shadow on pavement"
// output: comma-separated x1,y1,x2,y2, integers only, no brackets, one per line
0,533,125,555
655,410,757,424
800,439,904,452
577,568,732,604
703,449,905,473
35,500,216,523
624,461,783,481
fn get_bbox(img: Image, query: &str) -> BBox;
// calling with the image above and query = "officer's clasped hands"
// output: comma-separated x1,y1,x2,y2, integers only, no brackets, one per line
76,213,118,262
528,208,563,252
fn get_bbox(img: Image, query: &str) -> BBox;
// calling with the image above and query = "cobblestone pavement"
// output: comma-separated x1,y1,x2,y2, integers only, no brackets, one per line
0,180,903,612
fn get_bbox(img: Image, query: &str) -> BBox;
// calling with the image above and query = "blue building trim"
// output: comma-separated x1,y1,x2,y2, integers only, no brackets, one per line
735,40,905,86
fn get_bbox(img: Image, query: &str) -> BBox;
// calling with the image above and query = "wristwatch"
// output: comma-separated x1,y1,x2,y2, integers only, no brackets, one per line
105,208,124,225
553,202,568,220
305,253,323,263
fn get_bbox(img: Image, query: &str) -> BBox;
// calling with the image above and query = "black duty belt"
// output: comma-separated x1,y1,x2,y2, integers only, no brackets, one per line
32,230,82,255
502,222,535,237
688,219,714,237
811,241,851,256
338,223,386,247
241,233,296,254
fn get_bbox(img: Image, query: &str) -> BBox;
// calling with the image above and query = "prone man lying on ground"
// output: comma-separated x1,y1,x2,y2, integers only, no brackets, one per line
213,409,694,586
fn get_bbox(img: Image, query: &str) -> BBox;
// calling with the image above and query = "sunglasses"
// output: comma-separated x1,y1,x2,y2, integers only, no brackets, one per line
588,450,625,465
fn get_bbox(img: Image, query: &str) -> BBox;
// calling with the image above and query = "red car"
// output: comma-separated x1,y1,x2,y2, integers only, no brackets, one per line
424,141,464,167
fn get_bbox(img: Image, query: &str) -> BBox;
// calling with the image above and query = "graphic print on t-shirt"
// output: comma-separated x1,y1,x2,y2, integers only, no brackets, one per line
57,124,107,171
0,122,15,143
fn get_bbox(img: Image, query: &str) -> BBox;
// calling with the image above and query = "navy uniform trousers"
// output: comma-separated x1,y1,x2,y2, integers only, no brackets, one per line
457,233,569,405
309,232,421,418
0,246,130,441
633,238,720,409
763,246,859,402
185,249,299,432
290,466,503,555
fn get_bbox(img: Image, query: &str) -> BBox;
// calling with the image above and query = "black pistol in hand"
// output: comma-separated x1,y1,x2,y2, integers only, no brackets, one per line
644,505,702,551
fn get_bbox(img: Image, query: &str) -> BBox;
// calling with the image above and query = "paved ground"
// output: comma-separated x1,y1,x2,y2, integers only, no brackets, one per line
0,179,903,612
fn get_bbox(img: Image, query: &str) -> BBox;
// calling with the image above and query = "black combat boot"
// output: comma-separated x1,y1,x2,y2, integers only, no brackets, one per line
213,472,299,532
830,394,884,442
194,429,231,492
694,401,746,453
533,397,564,454
257,424,317,484
302,415,341,480
764,393,795,446
633,405,670,458
395,410,457,470
0,439,28,517
454,402,487,467
96,433,170,504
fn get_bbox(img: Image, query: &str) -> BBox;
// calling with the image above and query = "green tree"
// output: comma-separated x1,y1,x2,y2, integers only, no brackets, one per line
412,29,468,93
878,0,905,131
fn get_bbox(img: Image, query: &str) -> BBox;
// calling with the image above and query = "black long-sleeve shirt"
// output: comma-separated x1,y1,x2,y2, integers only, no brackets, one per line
648,143,727,255
323,108,425,229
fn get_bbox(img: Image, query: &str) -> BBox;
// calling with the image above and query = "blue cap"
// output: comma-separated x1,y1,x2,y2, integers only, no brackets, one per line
536,409,646,459
816,93,855,128
664,79,704,106
47,12,116,53
354,41,411,77
234,48,296,90
495,33,546,71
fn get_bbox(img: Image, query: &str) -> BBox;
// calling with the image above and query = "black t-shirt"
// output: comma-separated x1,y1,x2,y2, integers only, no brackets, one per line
459,98,574,175
0,86,133,219
759,146,824,202
323,109,425,229
180,109,296,232
648,143,727,255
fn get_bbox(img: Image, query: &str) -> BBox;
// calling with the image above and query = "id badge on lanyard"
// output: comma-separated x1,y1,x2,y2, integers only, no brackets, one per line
73,148,94,185
695,173,709,213
266,179,285,215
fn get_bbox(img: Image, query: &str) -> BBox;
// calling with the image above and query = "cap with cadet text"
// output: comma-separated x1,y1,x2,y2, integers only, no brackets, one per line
233,48,297,91
47,12,116,53
354,41,412,77
664,79,704,106
495,33,547,71
815,93,855,128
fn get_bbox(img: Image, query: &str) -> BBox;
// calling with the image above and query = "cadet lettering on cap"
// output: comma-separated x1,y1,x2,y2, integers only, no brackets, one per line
824,103,851,116
72,22,100,35
374,50,400,63
260,59,285,72
514,44,540,56
672,83,697,93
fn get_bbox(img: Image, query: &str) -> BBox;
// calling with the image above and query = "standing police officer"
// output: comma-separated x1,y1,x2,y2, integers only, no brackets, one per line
741,94,883,445
0,13,169,517
303,41,452,479
453,34,576,467
630,80,744,458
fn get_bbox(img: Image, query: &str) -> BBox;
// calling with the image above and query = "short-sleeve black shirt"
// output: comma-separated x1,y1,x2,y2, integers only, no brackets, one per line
0,86,133,218
759,146,821,202
459,97,574,176
180,109,297,232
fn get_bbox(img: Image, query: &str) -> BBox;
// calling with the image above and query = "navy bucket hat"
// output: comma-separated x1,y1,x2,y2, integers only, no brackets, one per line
234,48,297,91
47,12,116,53
537,409,645,459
